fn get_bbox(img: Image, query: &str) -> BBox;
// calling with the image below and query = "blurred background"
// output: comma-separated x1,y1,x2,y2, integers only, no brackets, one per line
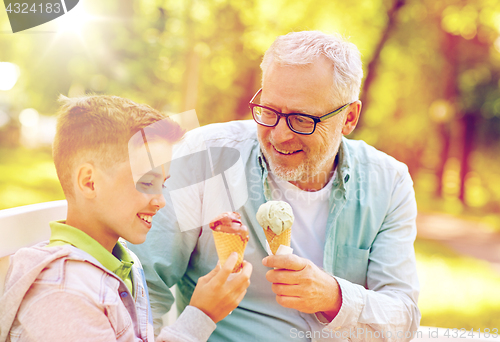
1,0,499,331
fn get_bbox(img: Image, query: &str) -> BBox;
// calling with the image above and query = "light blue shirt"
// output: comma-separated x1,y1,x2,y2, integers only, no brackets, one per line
129,120,420,341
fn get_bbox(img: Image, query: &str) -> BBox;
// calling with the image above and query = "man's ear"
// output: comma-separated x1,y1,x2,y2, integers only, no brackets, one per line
76,163,96,199
341,101,362,136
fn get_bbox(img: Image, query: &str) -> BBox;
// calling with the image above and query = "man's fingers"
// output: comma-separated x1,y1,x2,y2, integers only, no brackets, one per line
262,254,308,271
265,269,300,285
275,295,305,310
271,283,303,297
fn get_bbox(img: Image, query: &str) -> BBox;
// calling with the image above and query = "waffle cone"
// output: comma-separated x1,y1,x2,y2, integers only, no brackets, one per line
264,228,291,255
212,230,248,272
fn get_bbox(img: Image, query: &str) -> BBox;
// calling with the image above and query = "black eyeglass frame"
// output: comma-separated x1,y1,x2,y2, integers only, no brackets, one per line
249,88,352,135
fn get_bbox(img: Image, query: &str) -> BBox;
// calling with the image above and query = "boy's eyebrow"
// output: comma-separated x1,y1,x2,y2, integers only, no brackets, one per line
140,129,156,170
142,170,163,179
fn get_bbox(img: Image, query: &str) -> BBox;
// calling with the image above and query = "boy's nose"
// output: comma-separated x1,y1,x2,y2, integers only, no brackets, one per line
151,193,166,209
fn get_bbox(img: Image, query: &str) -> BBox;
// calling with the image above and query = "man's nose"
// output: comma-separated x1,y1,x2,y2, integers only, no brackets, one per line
271,116,295,143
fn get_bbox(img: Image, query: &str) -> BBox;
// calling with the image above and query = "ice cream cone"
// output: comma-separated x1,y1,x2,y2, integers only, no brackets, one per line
264,227,291,255
257,201,294,255
212,230,248,272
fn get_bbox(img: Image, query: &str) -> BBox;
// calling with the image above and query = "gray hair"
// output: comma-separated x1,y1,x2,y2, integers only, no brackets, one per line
261,31,363,105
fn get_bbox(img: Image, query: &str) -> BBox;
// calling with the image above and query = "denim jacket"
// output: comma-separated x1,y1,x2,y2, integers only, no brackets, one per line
129,120,421,342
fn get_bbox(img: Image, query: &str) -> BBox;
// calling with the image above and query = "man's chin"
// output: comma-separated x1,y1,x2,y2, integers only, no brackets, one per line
269,163,307,182
261,148,308,181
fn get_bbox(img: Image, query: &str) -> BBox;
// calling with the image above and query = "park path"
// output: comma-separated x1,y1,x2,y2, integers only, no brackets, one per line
416,212,500,273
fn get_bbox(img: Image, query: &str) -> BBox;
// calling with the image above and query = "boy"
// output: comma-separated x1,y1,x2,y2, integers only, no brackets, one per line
0,95,252,342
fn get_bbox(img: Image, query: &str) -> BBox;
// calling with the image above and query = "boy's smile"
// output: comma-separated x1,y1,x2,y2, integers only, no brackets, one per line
137,213,154,225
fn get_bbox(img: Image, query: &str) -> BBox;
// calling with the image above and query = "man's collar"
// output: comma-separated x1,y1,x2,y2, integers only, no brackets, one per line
333,137,352,188
257,147,268,173
257,148,272,201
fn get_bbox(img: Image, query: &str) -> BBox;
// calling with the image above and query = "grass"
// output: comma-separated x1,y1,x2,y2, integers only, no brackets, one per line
1,147,500,329
415,238,500,329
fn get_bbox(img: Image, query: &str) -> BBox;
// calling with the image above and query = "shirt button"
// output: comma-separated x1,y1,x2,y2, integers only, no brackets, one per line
344,174,350,182
120,292,128,298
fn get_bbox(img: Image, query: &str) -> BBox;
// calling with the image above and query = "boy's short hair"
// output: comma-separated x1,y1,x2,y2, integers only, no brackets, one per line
53,95,184,199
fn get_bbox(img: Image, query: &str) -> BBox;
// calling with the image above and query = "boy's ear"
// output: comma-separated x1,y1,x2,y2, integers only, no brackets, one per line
76,163,97,199
341,101,362,136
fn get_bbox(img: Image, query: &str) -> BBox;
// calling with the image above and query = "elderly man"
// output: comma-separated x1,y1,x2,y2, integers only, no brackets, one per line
130,31,420,341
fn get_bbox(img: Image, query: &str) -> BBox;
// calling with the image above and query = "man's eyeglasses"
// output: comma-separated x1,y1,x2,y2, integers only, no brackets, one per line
249,88,351,135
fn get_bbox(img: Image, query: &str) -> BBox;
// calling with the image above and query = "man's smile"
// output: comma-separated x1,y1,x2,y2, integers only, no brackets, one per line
272,145,303,155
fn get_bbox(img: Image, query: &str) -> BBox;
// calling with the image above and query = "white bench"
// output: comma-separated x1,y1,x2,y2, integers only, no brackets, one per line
0,202,486,340
0,200,67,295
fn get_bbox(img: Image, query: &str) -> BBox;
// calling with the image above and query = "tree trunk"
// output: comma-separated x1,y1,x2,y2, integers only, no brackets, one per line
181,49,201,112
180,0,199,113
358,0,405,127
458,114,475,204
234,67,259,120
435,32,460,198
435,123,451,198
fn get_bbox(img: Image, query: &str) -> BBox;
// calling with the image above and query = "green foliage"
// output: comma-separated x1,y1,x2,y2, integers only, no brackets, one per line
0,147,64,210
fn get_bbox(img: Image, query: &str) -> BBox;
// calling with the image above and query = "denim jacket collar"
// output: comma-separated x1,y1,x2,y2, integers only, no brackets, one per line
257,148,272,202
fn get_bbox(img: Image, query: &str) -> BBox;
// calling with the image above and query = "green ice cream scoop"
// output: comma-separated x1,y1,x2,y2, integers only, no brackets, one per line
256,201,294,235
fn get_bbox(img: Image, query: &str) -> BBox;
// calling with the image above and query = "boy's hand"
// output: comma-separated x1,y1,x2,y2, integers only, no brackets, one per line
189,252,252,323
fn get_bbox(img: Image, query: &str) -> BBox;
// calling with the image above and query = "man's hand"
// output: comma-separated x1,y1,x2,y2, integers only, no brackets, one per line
262,254,342,321
190,252,252,323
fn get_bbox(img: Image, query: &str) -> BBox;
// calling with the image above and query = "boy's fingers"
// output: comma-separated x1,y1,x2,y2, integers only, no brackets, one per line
214,252,238,283
235,289,248,303
228,261,252,288
201,262,221,282
241,261,253,278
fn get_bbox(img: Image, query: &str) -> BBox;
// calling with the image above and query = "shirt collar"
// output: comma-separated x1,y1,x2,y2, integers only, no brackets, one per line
48,221,134,281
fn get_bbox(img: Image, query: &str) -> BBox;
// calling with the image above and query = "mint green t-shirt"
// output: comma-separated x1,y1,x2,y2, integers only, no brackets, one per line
47,220,134,295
